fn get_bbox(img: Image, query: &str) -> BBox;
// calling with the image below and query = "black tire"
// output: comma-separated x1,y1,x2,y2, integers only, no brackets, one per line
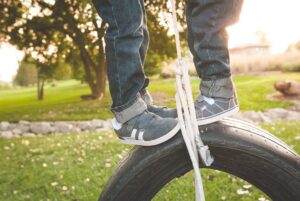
99,118,300,201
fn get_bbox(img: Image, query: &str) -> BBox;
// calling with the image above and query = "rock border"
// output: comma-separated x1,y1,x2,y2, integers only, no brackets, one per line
0,108,299,138
0,119,112,138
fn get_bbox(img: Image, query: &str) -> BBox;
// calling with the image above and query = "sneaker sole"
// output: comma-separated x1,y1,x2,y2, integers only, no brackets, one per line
120,123,180,146
197,106,239,126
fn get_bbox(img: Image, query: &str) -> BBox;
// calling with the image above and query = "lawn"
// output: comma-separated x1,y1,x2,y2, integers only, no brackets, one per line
0,73,299,122
1,73,299,201
0,120,299,201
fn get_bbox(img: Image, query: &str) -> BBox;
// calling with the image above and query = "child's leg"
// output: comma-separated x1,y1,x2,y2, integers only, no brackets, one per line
137,0,177,118
92,0,147,123
92,0,179,146
138,0,152,104
186,0,244,124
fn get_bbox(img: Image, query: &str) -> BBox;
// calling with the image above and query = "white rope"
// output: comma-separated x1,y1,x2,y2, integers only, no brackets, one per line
170,1,214,201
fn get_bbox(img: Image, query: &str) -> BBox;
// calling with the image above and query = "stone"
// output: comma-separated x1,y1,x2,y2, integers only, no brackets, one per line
77,121,91,130
19,120,30,125
102,120,113,130
30,122,52,134
286,111,300,120
12,128,23,136
1,131,13,138
0,122,10,131
9,123,18,130
19,124,30,133
241,111,265,122
90,119,103,130
95,128,109,133
265,108,289,120
53,122,73,133
231,112,248,121
257,111,271,123
71,127,82,133
232,112,257,123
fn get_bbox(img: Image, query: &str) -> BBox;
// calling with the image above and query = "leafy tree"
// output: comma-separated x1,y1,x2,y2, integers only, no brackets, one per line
14,59,38,86
53,60,73,80
0,0,185,99
144,0,186,74
0,0,107,100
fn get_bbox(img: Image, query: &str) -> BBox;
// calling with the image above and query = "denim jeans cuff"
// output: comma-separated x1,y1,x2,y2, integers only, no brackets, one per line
111,95,147,124
200,77,235,99
140,89,153,105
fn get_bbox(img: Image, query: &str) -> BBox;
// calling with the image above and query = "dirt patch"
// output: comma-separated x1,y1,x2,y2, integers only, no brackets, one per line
151,92,174,104
267,92,300,111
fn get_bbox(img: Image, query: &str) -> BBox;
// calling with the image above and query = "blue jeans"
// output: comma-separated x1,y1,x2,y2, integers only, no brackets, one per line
92,0,243,123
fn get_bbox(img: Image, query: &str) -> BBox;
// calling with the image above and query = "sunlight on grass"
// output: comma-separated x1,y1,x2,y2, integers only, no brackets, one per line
0,121,299,201
0,73,299,121
153,170,270,201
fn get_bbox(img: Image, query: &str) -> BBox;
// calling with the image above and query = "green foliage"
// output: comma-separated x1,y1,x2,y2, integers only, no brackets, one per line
292,41,300,50
144,53,169,75
53,62,73,81
14,61,38,86
144,0,186,75
0,121,298,200
0,0,108,98
284,63,300,72
0,81,12,89
0,0,188,94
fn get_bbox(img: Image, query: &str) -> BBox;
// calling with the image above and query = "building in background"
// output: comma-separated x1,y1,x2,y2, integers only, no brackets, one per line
230,43,271,56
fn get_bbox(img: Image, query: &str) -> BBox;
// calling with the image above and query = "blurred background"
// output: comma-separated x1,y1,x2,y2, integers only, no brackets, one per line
0,0,299,201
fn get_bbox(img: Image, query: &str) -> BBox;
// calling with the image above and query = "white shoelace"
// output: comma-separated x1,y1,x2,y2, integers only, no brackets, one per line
202,96,215,105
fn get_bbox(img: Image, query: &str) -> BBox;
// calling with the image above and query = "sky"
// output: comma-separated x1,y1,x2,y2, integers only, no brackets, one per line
0,43,24,83
227,0,300,52
1,0,300,83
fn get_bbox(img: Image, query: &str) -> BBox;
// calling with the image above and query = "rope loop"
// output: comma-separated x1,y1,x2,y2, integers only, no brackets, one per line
170,0,214,200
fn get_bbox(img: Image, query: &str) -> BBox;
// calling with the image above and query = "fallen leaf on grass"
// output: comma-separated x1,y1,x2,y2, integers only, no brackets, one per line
21,140,30,146
104,159,111,168
51,182,58,187
62,186,68,191
243,184,252,189
237,189,249,195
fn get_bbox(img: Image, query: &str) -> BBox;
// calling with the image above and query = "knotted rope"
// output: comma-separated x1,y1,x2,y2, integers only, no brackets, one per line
170,1,214,200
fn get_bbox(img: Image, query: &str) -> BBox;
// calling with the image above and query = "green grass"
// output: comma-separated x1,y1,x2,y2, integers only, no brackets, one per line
0,73,299,122
0,121,299,201
0,80,112,122
151,73,300,111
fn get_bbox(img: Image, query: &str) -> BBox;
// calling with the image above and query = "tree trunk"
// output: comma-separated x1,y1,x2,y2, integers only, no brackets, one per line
94,55,106,100
37,75,45,100
79,48,106,100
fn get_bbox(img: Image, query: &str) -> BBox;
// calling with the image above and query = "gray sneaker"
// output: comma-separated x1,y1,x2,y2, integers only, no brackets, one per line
195,94,239,125
112,111,180,146
147,105,177,118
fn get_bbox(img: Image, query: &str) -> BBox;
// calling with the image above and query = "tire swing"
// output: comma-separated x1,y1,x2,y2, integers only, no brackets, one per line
99,118,300,201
